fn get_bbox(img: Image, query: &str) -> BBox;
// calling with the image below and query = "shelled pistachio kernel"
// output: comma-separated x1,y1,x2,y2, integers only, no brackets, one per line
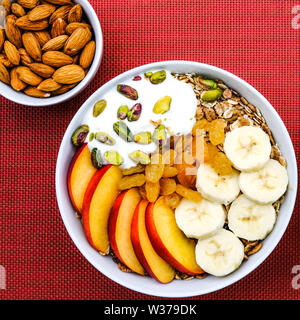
93,99,107,117
153,124,167,146
194,76,217,89
201,88,223,102
153,96,171,114
117,84,138,100
71,124,89,147
150,70,166,84
104,150,124,166
134,131,152,144
89,132,94,141
129,150,151,165
144,72,153,78
117,105,129,120
113,121,134,142
127,103,142,121
95,132,116,145
91,148,103,169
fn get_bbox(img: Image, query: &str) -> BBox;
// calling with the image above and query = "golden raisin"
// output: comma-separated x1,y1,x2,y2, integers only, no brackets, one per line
162,165,178,178
145,163,164,183
163,193,182,209
192,136,209,164
175,163,197,189
176,184,202,202
211,152,234,176
122,164,145,175
192,119,210,136
208,119,227,145
118,174,146,190
145,181,160,202
160,178,177,196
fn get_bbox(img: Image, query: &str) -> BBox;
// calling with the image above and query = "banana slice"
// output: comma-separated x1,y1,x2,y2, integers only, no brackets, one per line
175,199,225,240
228,194,276,241
195,229,244,277
223,126,271,172
196,164,240,205
239,159,288,204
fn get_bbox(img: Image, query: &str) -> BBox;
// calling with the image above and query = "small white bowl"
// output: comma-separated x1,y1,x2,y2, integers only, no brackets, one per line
0,0,103,107
56,61,298,297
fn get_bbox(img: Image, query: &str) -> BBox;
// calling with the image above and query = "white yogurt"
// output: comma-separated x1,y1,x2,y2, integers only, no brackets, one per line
83,70,197,168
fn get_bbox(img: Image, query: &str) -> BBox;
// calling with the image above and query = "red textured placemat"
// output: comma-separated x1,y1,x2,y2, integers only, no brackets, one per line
0,0,299,300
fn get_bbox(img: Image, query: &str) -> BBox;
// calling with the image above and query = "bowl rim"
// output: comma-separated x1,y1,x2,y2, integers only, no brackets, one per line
55,60,298,297
0,0,103,107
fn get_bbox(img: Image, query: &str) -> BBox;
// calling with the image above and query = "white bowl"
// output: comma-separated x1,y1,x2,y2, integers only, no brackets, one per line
55,61,298,297
0,0,103,107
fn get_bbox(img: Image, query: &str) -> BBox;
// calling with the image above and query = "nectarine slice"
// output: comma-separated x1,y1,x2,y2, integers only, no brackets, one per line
109,189,145,275
68,143,97,213
131,200,175,283
82,165,122,254
146,198,204,275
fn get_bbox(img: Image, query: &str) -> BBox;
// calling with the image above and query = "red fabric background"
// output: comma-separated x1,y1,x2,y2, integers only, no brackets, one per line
0,0,299,300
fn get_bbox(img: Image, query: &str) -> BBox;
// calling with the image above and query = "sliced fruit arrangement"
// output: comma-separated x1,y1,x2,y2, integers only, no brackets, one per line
66,71,289,282
0,0,95,97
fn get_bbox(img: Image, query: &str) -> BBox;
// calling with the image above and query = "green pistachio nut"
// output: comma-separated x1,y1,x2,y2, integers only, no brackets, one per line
150,70,166,84
91,148,103,169
129,150,151,165
117,84,138,100
153,124,167,146
201,88,223,102
89,132,94,141
194,76,217,89
153,96,172,114
134,131,152,144
117,105,129,120
104,150,124,166
71,124,89,147
93,99,107,117
127,103,142,121
95,132,116,145
144,72,153,78
113,121,134,142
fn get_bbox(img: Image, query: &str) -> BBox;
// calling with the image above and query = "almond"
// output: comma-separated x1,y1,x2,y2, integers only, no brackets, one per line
5,15,22,48
0,53,14,68
1,0,11,15
49,5,72,24
29,63,55,78
22,32,42,62
16,15,49,31
53,64,85,84
34,31,51,47
16,66,43,86
68,4,82,23
28,4,56,22
11,3,26,17
51,82,77,95
4,40,20,65
64,27,91,56
17,0,40,9
0,28,4,51
37,78,62,92
65,22,92,35
42,50,73,67
79,40,95,69
42,35,69,51
0,61,10,84
10,67,27,91
51,18,67,38
43,0,72,5
24,86,51,98
18,48,33,66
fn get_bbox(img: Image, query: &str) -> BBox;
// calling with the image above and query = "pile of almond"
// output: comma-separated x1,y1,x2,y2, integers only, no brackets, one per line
0,0,96,98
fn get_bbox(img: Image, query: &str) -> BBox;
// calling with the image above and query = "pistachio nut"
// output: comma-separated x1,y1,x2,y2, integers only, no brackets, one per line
89,132,94,141
91,148,103,169
153,124,167,146
129,150,151,165
134,131,152,144
93,99,107,117
127,103,142,121
95,132,116,145
71,124,89,147
150,70,166,84
117,105,129,120
104,150,124,166
153,96,172,114
201,88,223,102
113,121,134,142
144,72,153,78
117,84,138,100
194,76,217,89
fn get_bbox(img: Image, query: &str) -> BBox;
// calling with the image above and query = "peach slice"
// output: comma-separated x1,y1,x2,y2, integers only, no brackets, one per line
67,143,97,213
109,189,145,275
131,200,175,283
82,165,122,254
145,198,204,275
